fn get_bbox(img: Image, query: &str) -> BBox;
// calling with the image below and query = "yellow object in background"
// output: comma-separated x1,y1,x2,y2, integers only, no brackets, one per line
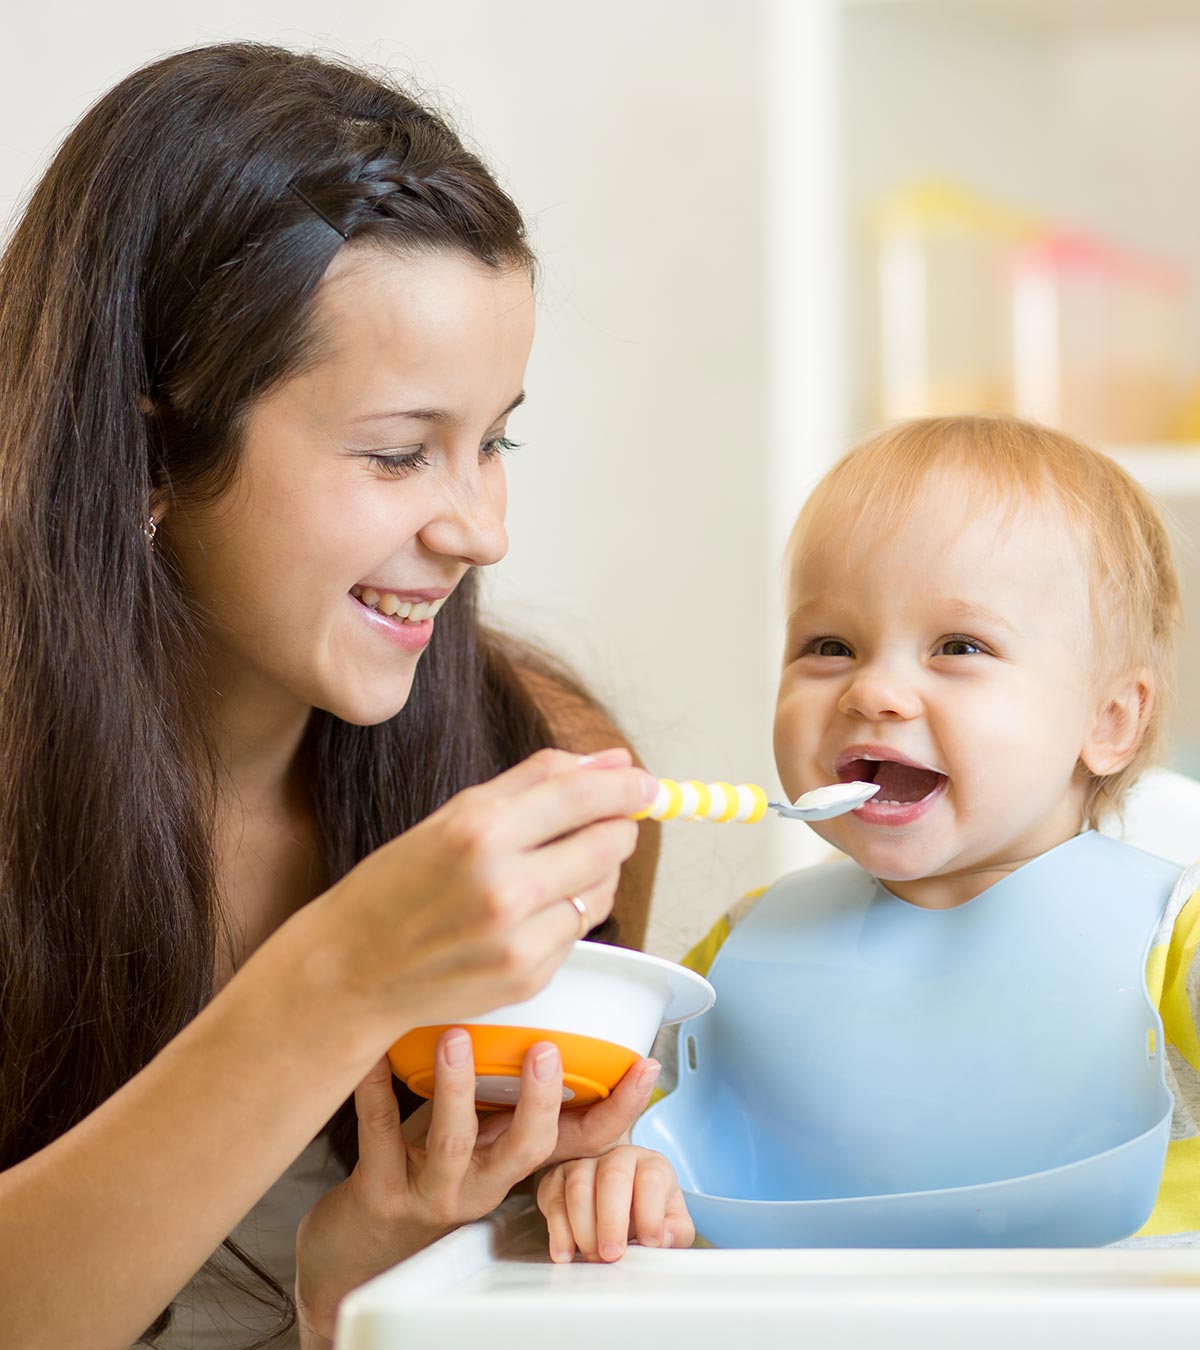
632,779,769,824
874,180,1036,423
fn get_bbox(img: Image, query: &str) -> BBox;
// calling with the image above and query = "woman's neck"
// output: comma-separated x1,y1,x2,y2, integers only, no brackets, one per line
204,663,314,817
204,674,324,983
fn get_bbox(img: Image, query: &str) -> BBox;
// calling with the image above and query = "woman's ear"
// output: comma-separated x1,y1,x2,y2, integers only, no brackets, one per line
1080,668,1154,776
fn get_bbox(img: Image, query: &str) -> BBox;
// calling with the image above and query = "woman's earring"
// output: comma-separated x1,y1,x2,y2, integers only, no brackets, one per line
143,514,157,548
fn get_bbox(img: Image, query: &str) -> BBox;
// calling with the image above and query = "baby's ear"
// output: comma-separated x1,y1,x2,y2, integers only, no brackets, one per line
1080,668,1154,776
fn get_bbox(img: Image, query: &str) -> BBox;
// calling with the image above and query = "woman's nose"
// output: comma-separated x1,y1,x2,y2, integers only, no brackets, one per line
838,663,922,722
419,464,508,567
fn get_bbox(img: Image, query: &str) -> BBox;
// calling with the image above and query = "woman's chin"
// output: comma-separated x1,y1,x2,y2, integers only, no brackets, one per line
314,681,417,728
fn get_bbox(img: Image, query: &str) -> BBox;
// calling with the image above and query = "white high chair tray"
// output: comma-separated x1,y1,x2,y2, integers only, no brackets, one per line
335,1197,1200,1349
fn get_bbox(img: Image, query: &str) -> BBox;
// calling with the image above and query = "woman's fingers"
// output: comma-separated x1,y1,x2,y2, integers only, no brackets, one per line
478,1042,565,1178
545,1058,661,1165
416,1030,484,1198
505,821,636,931
353,1056,410,1198
475,746,632,803
448,748,653,856
500,761,657,853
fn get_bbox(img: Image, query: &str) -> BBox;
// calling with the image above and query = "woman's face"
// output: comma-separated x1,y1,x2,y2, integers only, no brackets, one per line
164,246,534,727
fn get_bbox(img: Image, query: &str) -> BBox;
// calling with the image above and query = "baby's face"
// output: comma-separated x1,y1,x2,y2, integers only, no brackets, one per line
774,477,1102,908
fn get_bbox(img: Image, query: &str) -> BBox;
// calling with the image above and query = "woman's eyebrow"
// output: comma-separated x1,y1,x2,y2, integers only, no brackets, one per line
349,390,526,426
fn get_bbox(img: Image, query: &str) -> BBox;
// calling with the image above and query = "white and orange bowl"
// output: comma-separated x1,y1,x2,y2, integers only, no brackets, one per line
388,941,715,1108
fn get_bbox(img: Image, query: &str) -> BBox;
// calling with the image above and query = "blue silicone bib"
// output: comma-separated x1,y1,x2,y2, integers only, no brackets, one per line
634,832,1177,1247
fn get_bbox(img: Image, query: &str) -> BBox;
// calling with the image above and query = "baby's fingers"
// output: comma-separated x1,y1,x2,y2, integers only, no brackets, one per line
630,1151,692,1250
662,1186,695,1252
537,1161,590,1264
593,1149,640,1261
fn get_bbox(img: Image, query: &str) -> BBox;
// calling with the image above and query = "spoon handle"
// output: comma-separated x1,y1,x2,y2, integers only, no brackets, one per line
631,779,769,824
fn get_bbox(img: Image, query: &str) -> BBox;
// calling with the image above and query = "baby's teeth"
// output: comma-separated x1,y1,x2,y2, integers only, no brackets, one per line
408,601,430,622
361,587,381,609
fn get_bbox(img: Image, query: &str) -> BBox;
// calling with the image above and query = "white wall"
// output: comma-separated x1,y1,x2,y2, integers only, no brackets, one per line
0,0,784,959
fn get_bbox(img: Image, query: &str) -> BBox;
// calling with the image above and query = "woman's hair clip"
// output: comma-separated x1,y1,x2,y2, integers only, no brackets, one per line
289,183,349,241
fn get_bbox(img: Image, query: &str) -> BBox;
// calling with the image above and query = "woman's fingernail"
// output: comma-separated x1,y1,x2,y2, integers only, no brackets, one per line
579,748,626,768
662,1230,674,1249
637,1061,662,1094
639,773,660,803
552,1248,574,1263
534,1046,561,1082
600,1240,624,1261
444,1030,472,1066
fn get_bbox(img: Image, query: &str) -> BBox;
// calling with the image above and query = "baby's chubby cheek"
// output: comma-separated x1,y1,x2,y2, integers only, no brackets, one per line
772,702,810,804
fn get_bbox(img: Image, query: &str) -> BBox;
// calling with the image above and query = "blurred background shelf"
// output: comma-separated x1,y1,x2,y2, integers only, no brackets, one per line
1108,447,1200,499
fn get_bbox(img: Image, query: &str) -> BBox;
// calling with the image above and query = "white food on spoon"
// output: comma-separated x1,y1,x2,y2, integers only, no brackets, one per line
793,781,880,811
767,780,881,821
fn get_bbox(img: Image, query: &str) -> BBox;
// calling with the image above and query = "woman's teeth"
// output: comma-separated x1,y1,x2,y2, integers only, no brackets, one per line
351,586,446,623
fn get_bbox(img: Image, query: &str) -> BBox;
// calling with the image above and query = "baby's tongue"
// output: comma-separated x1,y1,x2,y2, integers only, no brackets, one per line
872,760,944,803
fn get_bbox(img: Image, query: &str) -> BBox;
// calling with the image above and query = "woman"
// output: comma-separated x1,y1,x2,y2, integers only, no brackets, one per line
0,42,683,1349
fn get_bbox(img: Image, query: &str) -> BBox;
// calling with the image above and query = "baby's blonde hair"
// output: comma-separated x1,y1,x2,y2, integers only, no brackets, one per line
788,414,1181,827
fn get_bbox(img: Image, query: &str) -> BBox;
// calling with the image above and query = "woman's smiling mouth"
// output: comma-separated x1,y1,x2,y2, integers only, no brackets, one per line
350,584,449,623
349,584,450,652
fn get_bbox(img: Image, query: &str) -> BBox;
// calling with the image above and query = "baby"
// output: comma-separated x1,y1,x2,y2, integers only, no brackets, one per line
543,413,1200,1253
673,413,1199,1242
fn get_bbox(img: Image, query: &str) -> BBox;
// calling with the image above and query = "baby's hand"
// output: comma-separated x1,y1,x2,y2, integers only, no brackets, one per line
536,1145,694,1263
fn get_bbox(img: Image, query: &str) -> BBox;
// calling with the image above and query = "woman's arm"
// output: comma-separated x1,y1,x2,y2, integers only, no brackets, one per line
516,663,660,951
0,750,653,1349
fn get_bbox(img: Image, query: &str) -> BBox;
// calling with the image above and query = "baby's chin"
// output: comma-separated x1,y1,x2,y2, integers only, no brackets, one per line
813,821,936,883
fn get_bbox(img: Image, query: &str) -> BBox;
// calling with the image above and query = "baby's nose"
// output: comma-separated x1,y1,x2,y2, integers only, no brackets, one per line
838,666,922,721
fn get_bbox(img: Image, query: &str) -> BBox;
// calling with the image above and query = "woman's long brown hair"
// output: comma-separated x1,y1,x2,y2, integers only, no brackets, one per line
0,43,607,1346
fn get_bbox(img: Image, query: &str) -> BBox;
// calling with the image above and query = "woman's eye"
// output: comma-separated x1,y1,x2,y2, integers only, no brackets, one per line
809,638,854,659
939,635,983,657
481,435,523,461
365,448,429,477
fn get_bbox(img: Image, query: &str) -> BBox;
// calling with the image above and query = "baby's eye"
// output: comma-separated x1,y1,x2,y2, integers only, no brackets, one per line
364,447,430,477
939,635,983,657
808,637,854,659
481,434,523,462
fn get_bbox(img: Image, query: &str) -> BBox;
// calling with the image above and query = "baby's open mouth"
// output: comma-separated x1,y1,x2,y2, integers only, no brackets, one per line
839,757,947,805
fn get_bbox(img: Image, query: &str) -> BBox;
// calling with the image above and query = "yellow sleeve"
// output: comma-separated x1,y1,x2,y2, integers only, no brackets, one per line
679,885,771,978
1138,882,1200,1237
681,915,732,979
1158,886,1200,1071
